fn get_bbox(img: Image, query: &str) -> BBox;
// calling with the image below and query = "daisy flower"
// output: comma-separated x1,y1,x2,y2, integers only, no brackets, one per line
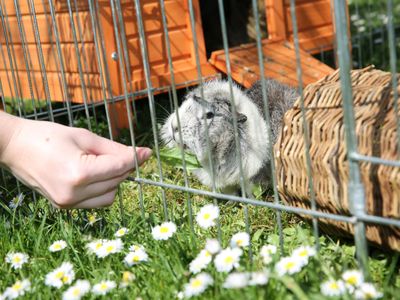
96,239,124,258
115,227,129,237
87,213,100,226
222,272,249,289
230,232,250,248
292,245,316,266
195,204,219,229
45,262,75,289
342,270,364,291
2,279,30,299
62,280,91,300
151,222,177,240
5,252,29,270
124,249,148,266
120,271,136,288
214,247,243,273
354,283,383,299
248,271,269,286
183,273,213,298
260,245,277,264
205,239,221,254
86,239,105,254
275,256,303,277
92,280,116,296
49,240,67,252
320,279,346,297
189,250,212,274
129,244,145,252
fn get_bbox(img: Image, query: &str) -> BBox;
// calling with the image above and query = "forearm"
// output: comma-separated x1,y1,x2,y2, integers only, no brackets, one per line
0,111,24,166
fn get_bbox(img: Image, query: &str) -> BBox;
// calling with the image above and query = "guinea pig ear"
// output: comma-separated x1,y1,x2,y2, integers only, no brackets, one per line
237,113,247,123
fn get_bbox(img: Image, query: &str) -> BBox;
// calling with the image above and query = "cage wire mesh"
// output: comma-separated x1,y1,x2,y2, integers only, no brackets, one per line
0,0,400,280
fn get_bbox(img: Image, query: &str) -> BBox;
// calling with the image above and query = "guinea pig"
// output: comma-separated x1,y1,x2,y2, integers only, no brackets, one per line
161,79,298,195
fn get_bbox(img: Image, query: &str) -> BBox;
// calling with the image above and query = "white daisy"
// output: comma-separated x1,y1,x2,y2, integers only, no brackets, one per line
214,247,243,273
86,239,106,254
49,240,68,252
222,272,249,289
248,271,269,286
195,204,219,229
96,239,124,258
292,246,316,266
275,256,303,277
205,239,221,254
183,273,213,298
230,232,250,248
151,222,177,240
176,291,184,299
129,244,145,252
45,262,75,289
115,227,129,237
62,280,91,300
189,250,212,274
354,283,383,299
260,245,277,264
87,213,100,226
120,271,136,288
320,279,346,297
2,279,30,299
342,270,364,291
92,280,116,296
5,252,29,269
124,249,148,266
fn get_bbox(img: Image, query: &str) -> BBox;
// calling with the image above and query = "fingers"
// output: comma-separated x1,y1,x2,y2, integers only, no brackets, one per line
80,147,151,184
62,189,118,209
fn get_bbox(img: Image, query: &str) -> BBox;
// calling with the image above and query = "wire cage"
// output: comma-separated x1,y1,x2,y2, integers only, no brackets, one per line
0,0,400,290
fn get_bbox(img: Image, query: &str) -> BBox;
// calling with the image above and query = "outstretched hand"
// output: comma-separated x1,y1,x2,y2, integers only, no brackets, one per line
0,112,152,208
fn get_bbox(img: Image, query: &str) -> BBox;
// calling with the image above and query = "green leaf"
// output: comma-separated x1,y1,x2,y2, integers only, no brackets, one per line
159,147,201,171
283,227,296,236
252,228,264,242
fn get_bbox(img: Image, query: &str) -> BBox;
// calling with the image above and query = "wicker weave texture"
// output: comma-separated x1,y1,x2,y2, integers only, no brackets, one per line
275,66,400,250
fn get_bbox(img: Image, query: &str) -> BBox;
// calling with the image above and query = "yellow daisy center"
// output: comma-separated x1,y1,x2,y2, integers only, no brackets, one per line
203,213,211,220
88,216,96,223
346,276,357,285
106,245,115,253
100,283,108,290
54,244,62,249
55,271,65,279
13,256,22,263
285,261,295,270
329,282,339,290
160,227,169,233
118,230,124,235
299,250,308,257
72,288,80,296
12,282,22,291
191,279,202,288
123,272,133,282
237,239,243,246
224,256,234,264
62,275,70,283
133,255,140,262
95,243,103,249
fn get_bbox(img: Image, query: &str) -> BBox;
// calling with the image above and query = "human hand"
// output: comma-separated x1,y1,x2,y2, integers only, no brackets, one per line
0,114,151,209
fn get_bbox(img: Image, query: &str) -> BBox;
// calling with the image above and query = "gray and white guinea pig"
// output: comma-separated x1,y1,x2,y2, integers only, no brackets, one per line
161,79,298,195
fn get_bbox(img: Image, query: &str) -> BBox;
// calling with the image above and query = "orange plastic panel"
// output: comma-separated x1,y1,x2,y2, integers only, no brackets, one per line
209,40,334,89
265,0,338,54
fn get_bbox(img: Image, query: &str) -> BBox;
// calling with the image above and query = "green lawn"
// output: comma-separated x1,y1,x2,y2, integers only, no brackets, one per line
0,157,399,299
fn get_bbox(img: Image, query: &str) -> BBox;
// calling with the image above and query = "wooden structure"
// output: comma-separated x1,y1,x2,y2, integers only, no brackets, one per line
209,0,337,88
0,0,216,129
275,67,400,251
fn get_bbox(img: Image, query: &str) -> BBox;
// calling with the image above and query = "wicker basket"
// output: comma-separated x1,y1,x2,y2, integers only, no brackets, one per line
274,66,400,251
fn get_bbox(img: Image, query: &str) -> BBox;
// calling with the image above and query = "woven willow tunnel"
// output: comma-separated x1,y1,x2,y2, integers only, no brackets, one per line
275,66,400,251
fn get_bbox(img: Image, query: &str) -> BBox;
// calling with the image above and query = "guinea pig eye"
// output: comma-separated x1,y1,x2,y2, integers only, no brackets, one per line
206,111,214,119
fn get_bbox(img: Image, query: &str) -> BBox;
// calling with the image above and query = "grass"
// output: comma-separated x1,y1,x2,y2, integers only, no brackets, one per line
1,156,399,299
